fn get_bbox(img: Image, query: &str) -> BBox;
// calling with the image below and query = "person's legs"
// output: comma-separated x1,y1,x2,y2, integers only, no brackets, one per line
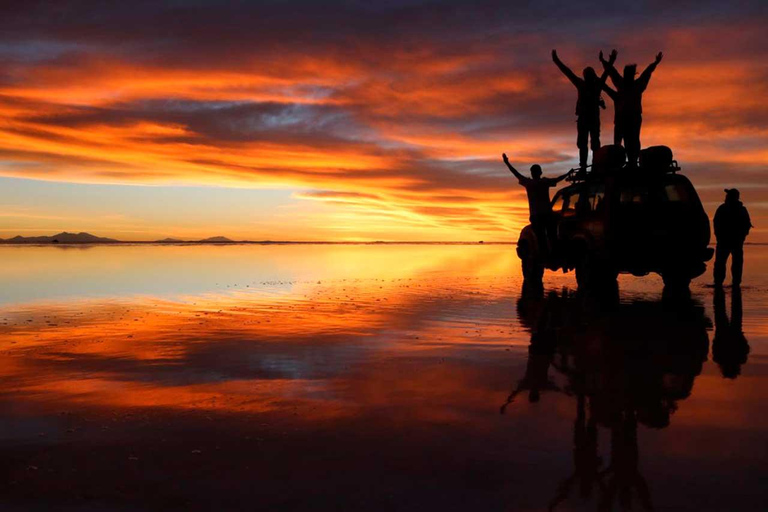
577,119,589,168
531,214,553,256
731,244,744,285
531,220,547,256
713,243,730,286
590,118,601,153
613,116,622,146
626,115,642,166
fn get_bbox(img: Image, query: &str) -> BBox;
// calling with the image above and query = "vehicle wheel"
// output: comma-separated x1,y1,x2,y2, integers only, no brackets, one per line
575,249,616,290
661,272,691,289
520,244,544,282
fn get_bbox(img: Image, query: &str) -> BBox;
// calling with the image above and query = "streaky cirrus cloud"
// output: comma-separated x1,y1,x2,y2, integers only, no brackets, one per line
0,0,766,240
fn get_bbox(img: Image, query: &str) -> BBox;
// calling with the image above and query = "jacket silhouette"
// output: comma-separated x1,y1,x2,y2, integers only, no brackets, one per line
552,49,616,169
600,52,663,166
503,153,569,253
714,189,752,286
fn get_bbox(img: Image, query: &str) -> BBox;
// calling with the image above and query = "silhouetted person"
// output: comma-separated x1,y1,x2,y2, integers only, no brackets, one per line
600,52,663,166
503,153,569,254
713,188,752,286
552,49,616,169
713,287,750,378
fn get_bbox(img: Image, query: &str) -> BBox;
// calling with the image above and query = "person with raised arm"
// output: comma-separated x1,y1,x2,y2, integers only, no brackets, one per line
503,153,570,253
600,51,663,166
552,49,617,169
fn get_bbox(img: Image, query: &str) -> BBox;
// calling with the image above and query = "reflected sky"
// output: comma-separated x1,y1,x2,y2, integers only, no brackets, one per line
0,245,766,510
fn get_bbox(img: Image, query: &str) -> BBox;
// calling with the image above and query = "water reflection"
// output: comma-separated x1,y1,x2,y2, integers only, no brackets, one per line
713,287,750,379
511,287,713,511
0,245,765,510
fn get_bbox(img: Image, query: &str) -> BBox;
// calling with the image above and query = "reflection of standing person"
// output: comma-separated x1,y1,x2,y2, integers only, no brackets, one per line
502,153,569,254
713,287,750,378
552,49,616,169
713,189,752,286
599,52,663,166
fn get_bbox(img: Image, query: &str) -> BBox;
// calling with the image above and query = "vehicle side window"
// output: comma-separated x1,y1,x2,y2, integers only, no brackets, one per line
590,192,604,211
664,183,689,203
563,192,580,212
620,187,648,204
551,193,565,212
588,185,605,211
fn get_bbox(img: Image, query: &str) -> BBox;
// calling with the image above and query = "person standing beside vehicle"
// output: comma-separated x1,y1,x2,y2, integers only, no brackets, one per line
503,153,570,253
714,189,752,287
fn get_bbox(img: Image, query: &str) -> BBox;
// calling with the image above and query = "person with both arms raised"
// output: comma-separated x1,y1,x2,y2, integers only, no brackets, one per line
552,48,617,170
599,51,663,166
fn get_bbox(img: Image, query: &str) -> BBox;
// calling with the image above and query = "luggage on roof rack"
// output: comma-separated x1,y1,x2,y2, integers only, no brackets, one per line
639,145,679,171
592,144,626,173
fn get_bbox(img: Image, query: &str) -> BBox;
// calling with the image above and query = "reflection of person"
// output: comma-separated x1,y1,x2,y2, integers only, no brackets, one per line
552,49,616,169
599,52,663,166
713,287,750,378
713,189,752,286
598,414,653,512
501,291,562,411
503,153,569,254
548,394,602,511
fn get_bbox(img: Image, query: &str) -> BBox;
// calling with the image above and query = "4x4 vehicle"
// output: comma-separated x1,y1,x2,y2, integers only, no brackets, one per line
517,145,713,288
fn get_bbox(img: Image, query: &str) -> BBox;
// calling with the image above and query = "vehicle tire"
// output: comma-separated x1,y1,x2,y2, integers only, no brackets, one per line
520,243,544,282
661,272,691,289
575,248,617,290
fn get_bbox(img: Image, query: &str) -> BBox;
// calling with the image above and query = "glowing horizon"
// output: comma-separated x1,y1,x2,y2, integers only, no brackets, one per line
0,2,766,241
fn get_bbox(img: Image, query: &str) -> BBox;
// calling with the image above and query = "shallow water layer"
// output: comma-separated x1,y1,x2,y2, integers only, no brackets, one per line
0,244,766,511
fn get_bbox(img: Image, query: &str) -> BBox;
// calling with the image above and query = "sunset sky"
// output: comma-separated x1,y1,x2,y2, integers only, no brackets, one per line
0,0,766,241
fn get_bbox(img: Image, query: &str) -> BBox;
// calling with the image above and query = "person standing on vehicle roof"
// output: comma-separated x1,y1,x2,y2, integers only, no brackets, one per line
552,49,617,170
502,153,570,253
714,189,752,287
599,51,663,167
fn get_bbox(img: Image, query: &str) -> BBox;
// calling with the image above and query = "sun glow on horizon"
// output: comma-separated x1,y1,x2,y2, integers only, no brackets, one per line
0,4,766,241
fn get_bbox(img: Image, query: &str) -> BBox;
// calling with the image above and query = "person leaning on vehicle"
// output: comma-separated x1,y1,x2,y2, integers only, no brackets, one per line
714,188,752,287
503,153,570,252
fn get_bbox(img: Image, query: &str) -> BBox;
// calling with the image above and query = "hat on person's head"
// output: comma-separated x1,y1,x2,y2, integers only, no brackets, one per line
725,188,740,199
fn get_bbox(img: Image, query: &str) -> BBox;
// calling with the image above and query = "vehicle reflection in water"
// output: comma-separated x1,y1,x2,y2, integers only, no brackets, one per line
507,285,730,511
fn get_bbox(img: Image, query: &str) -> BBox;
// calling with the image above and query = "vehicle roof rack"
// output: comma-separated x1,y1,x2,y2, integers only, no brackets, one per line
565,159,681,183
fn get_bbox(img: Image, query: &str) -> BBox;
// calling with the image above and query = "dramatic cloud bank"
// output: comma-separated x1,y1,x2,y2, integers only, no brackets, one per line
0,1,766,240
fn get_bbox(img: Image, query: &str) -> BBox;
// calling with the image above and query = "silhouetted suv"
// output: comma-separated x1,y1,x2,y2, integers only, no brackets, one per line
517,145,713,288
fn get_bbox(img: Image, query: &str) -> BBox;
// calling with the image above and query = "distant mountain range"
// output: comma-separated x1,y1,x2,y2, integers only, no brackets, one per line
0,232,238,244
198,236,234,243
0,232,119,244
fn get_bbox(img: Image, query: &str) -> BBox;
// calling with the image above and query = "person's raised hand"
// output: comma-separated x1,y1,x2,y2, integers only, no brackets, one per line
599,50,605,63
502,153,509,164
609,49,617,64
655,51,663,64
551,49,558,61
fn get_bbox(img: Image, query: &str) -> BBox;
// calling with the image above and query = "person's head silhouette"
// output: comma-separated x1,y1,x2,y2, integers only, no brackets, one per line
530,164,542,180
623,64,637,83
725,188,740,203
582,66,598,83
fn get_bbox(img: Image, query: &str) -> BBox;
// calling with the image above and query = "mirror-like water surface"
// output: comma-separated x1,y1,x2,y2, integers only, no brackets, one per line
0,244,766,511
